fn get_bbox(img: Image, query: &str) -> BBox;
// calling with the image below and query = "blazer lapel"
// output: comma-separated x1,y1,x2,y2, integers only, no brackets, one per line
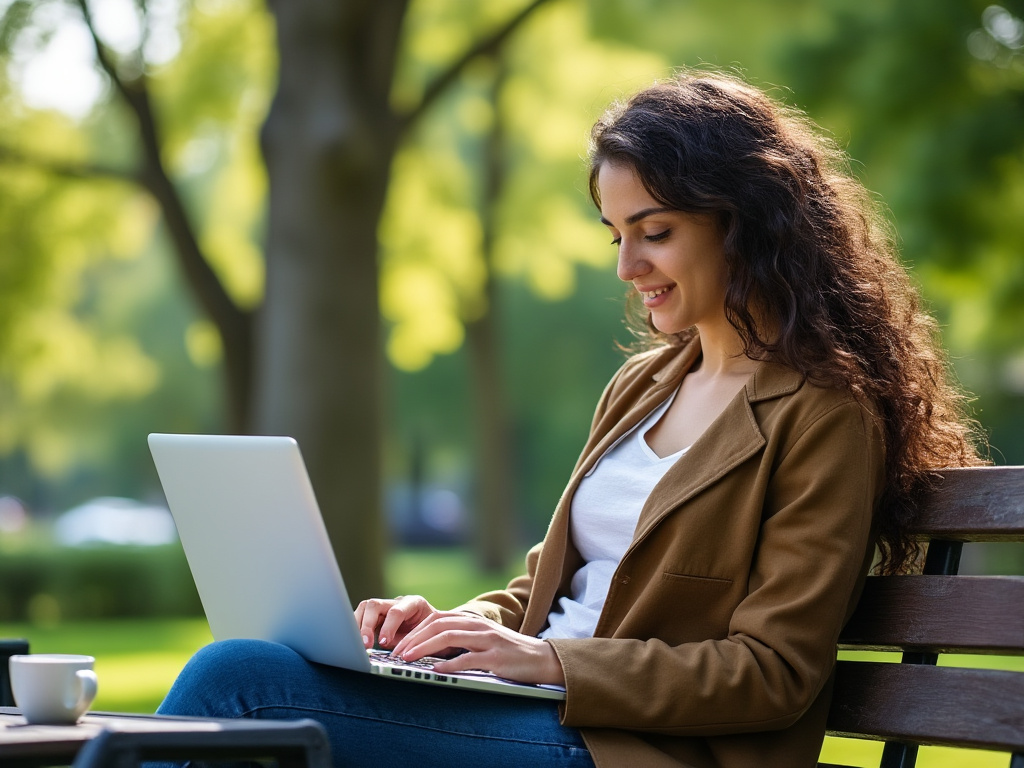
575,342,702,482
630,360,805,547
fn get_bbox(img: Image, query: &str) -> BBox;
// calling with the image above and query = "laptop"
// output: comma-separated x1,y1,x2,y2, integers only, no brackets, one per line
147,433,565,701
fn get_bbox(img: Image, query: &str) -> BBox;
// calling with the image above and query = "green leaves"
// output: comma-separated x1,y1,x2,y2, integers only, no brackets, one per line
379,0,667,371
0,0,267,489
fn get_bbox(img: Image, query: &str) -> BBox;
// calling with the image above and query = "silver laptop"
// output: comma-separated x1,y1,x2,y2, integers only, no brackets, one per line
147,433,565,701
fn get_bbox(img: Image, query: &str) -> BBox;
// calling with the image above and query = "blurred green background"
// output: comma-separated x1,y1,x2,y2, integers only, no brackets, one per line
1,0,1022,765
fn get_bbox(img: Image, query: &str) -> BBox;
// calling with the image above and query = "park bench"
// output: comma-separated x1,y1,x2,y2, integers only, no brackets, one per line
820,465,1024,768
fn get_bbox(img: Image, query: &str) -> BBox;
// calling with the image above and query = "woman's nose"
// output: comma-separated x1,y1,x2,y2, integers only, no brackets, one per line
616,241,647,283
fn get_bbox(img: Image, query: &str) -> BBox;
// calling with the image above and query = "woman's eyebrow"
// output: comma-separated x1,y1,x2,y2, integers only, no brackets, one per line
599,206,675,227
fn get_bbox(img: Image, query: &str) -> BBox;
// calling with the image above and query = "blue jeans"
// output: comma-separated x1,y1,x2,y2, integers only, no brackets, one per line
156,639,594,768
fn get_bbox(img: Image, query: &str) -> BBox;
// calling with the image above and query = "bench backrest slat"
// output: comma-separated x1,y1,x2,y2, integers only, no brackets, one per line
838,575,1024,654
916,466,1024,541
828,661,1024,752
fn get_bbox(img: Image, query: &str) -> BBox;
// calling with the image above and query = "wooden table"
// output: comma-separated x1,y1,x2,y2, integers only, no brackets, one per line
0,706,330,767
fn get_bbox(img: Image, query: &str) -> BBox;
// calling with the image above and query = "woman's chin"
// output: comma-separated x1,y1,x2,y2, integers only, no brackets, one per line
649,315,687,336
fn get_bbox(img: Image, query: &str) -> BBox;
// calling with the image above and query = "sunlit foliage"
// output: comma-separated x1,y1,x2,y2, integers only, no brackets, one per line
1,0,1023,502
0,107,157,473
0,0,271,489
381,0,667,371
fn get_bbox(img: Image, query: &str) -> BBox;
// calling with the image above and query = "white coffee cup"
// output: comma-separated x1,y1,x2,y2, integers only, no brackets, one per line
9,654,99,725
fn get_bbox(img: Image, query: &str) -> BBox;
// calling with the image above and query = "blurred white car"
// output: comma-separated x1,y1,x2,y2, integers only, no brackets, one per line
54,496,178,547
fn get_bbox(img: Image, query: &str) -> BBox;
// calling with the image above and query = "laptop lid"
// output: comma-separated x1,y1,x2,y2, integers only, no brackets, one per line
148,433,373,673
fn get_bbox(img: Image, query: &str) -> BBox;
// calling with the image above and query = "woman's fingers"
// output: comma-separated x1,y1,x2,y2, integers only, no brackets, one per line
396,615,501,662
392,615,566,686
391,612,469,658
404,628,480,661
354,598,394,648
376,596,433,648
354,595,438,650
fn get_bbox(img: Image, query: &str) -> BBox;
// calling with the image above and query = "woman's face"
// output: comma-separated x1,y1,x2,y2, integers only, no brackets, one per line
597,162,730,336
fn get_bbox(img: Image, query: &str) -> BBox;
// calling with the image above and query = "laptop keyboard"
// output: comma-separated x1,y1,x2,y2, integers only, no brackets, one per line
368,649,442,670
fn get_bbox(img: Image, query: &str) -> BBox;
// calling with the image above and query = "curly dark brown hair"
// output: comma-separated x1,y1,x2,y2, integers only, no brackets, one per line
588,70,985,575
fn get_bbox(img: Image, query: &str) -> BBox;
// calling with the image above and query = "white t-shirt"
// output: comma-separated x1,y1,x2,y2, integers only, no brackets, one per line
540,389,688,640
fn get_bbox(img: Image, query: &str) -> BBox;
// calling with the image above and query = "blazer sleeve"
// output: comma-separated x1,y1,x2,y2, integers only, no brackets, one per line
546,397,884,735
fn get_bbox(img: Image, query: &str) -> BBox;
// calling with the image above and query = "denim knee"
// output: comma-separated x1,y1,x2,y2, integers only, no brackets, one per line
159,639,304,719
190,638,299,671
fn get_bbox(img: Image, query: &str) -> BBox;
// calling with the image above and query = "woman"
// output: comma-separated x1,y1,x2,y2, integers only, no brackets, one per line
158,70,982,768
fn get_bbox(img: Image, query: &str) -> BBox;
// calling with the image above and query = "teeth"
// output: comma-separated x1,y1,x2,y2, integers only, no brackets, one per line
643,287,670,299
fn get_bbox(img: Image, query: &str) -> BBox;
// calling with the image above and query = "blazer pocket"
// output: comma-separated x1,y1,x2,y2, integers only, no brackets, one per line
651,572,735,643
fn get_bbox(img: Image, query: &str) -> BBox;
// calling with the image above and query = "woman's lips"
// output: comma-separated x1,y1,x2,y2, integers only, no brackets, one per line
640,284,675,307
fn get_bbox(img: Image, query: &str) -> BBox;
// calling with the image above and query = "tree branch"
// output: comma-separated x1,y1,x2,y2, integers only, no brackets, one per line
397,0,555,134
73,0,251,372
73,0,254,431
73,0,139,105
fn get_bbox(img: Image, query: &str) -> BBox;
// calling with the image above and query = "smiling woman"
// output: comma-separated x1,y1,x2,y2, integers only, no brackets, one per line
153,70,984,768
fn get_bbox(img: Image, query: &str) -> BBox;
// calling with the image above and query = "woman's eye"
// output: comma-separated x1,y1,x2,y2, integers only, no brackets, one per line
644,229,670,243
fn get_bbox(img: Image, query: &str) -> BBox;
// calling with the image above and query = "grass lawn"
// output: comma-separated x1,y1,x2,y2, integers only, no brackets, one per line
0,549,517,713
0,617,213,714
3,548,1021,766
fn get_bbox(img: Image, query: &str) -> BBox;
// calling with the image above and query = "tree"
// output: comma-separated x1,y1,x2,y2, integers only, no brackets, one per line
0,11,165,497
1,0,555,602
465,55,515,572
375,3,669,570
0,0,272,442
255,0,557,601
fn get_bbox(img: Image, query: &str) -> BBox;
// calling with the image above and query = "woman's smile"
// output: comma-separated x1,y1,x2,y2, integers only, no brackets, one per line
638,283,675,306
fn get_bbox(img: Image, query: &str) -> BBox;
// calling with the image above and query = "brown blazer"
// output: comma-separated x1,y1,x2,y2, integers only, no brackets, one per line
461,339,885,768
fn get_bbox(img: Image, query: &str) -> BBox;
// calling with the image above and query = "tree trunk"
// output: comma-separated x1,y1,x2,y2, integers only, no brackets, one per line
465,312,516,573
465,59,515,573
256,0,408,604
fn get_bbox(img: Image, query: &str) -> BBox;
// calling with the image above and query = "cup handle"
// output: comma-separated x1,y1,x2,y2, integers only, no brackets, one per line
67,669,99,716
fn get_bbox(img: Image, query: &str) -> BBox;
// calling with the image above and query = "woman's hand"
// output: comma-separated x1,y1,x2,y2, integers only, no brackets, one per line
354,595,444,650
391,613,566,687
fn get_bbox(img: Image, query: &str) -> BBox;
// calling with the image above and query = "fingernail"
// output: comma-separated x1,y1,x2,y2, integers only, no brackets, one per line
362,635,370,647
380,636,388,646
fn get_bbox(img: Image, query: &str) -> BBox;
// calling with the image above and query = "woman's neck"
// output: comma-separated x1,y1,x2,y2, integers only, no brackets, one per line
693,323,760,379
692,311,770,380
